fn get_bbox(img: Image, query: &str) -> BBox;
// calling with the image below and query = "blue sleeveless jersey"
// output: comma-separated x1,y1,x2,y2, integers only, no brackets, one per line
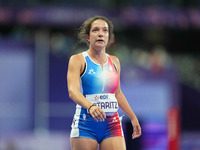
70,51,123,143
81,51,119,95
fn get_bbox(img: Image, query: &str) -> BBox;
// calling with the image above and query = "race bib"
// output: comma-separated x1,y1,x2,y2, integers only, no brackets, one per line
86,93,118,116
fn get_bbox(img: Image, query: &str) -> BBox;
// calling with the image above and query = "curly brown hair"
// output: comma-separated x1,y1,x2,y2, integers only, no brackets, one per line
77,15,115,48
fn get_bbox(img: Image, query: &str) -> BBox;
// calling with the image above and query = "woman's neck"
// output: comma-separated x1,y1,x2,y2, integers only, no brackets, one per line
87,48,107,65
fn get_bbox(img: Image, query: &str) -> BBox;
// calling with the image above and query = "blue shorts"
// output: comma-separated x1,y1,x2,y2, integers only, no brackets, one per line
70,112,124,144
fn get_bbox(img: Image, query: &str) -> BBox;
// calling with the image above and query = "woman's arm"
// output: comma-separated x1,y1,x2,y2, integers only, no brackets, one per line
67,54,91,108
67,54,106,122
111,55,142,139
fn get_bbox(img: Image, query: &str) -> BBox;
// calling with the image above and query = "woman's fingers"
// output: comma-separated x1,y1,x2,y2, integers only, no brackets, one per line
90,106,106,122
91,112,98,122
132,125,142,139
97,109,106,121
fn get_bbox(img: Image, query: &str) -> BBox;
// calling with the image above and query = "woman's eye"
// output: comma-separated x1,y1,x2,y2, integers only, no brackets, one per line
92,28,98,32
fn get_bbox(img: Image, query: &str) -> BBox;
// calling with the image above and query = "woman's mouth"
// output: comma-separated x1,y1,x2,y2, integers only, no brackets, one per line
96,39,104,42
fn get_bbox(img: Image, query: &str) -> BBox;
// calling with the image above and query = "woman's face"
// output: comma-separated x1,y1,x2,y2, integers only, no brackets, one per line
87,19,109,50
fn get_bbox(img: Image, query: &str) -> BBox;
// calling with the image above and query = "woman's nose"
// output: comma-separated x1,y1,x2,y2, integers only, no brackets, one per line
98,34,103,37
98,31,103,37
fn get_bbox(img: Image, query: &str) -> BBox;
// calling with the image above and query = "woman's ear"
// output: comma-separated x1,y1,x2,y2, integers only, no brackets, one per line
85,34,90,43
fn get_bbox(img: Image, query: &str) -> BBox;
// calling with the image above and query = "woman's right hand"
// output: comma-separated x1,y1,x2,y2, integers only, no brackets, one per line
89,105,106,122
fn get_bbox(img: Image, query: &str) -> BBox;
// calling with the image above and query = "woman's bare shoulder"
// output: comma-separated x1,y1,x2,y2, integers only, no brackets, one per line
69,52,85,63
108,54,120,65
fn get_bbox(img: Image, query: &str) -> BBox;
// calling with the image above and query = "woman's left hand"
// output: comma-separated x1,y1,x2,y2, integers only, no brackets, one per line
131,118,142,139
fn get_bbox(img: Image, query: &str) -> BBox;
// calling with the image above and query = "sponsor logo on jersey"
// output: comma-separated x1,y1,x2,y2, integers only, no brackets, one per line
94,94,109,100
94,95,99,100
100,95,108,99
112,117,117,122
83,114,86,120
88,68,96,74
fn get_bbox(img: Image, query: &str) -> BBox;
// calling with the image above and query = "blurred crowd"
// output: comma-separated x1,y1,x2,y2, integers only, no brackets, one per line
1,25,199,91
